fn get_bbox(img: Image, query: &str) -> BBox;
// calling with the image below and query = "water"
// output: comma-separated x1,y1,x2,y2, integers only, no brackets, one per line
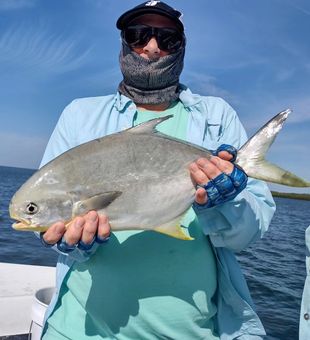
0,165,308,339
237,197,309,339
0,166,58,266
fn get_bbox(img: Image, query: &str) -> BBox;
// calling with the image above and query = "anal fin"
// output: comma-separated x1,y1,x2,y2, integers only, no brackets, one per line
154,215,194,241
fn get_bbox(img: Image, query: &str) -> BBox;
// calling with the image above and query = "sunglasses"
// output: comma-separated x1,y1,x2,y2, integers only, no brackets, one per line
122,24,185,53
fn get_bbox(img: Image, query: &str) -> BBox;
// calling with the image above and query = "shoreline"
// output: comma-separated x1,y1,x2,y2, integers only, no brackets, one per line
271,191,310,201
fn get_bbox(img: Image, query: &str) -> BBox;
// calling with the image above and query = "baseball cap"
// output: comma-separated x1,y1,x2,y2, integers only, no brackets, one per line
116,1,184,32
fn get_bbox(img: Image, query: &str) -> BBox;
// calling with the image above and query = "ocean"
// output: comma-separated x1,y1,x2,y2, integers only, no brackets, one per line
0,165,308,339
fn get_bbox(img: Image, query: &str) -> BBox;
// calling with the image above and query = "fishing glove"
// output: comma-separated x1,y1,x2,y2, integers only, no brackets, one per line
40,232,110,253
193,144,248,210
212,144,237,162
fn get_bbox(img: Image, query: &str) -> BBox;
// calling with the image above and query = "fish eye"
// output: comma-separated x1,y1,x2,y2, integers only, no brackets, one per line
26,202,38,215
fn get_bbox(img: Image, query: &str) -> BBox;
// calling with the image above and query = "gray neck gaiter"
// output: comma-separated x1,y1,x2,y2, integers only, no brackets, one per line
118,44,185,105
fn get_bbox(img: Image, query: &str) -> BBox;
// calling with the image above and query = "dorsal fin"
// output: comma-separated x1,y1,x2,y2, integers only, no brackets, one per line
128,115,174,134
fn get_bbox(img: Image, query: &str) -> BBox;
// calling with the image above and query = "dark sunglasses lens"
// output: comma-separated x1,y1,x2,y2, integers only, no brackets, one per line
123,25,150,47
157,29,183,52
123,26,184,52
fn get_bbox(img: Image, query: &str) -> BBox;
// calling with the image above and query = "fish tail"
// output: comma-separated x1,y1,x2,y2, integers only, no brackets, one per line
235,109,310,187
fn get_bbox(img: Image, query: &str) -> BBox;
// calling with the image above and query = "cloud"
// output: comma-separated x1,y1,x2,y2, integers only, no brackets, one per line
284,0,310,16
256,94,310,125
182,70,239,105
278,41,310,72
0,22,93,75
0,132,47,169
288,98,310,123
233,86,310,134
275,68,296,82
0,0,37,11
81,65,121,92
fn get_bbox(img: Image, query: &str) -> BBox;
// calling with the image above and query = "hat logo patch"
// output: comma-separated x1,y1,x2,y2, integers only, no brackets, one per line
145,1,160,6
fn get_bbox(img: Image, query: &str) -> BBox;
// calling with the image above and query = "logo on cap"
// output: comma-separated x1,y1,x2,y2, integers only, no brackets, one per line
145,1,160,6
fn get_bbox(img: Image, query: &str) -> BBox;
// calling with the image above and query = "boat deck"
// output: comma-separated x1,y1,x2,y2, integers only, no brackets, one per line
0,262,55,339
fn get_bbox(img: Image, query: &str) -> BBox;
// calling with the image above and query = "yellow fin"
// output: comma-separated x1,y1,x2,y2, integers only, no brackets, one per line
154,217,194,241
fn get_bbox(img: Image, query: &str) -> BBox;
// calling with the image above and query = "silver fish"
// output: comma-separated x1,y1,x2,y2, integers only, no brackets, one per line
9,109,310,240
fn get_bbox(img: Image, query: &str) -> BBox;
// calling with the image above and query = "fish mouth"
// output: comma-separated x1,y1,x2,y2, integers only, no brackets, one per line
10,214,48,232
12,221,49,232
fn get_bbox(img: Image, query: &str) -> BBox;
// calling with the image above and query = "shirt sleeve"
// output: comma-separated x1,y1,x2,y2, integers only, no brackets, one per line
299,225,310,339
40,101,77,167
196,103,276,252
38,101,98,261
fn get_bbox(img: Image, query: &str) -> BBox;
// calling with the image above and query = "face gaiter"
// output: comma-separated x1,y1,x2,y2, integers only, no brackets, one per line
118,44,185,105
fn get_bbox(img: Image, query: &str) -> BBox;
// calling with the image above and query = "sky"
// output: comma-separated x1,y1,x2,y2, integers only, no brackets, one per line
0,0,309,193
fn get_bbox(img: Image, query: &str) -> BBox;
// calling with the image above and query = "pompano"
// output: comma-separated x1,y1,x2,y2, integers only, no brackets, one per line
9,109,310,240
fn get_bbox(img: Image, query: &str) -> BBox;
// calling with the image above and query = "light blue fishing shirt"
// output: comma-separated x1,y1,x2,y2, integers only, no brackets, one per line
299,225,310,339
40,85,276,339
44,101,219,339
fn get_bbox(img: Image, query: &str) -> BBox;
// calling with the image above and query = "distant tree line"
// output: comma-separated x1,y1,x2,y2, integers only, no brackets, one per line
271,191,310,201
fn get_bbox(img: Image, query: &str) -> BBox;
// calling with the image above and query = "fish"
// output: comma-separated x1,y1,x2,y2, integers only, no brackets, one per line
9,109,310,240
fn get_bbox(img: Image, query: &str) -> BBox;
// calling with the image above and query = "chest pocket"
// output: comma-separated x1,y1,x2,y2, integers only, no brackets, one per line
202,121,222,151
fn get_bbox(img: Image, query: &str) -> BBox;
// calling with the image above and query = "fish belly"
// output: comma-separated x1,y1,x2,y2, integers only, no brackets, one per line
103,173,195,231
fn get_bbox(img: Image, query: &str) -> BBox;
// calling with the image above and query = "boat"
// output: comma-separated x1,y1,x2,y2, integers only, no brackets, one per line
0,262,55,339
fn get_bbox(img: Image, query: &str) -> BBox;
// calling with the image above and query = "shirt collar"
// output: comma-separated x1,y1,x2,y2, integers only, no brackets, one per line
178,84,203,108
114,92,134,112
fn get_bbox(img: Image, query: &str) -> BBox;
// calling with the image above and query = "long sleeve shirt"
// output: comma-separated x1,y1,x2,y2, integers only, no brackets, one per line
40,85,275,339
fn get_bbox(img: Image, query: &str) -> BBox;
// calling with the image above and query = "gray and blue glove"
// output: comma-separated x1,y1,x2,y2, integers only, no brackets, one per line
193,144,247,210
40,232,110,253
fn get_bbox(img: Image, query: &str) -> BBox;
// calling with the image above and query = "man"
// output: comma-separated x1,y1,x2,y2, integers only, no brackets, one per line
299,226,310,339
40,2,275,339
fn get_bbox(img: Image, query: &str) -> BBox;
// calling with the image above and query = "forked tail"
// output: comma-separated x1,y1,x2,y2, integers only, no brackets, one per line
235,109,310,187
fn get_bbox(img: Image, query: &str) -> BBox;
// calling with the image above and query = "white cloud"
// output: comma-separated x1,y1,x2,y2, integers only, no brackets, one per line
82,66,121,92
256,95,310,125
0,0,37,11
236,90,310,134
0,132,47,169
288,98,310,123
277,40,310,75
284,0,310,16
0,22,93,74
275,68,296,82
182,70,239,105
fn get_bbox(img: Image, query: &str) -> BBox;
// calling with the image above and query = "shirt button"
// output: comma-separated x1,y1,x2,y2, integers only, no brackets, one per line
304,313,309,320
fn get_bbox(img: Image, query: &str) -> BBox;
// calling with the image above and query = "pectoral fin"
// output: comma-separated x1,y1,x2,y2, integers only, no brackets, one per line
72,191,122,217
154,216,194,240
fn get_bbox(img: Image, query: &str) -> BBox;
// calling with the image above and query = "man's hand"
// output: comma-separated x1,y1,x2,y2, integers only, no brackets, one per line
41,211,111,252
190,151,234,205
189,143,248,209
